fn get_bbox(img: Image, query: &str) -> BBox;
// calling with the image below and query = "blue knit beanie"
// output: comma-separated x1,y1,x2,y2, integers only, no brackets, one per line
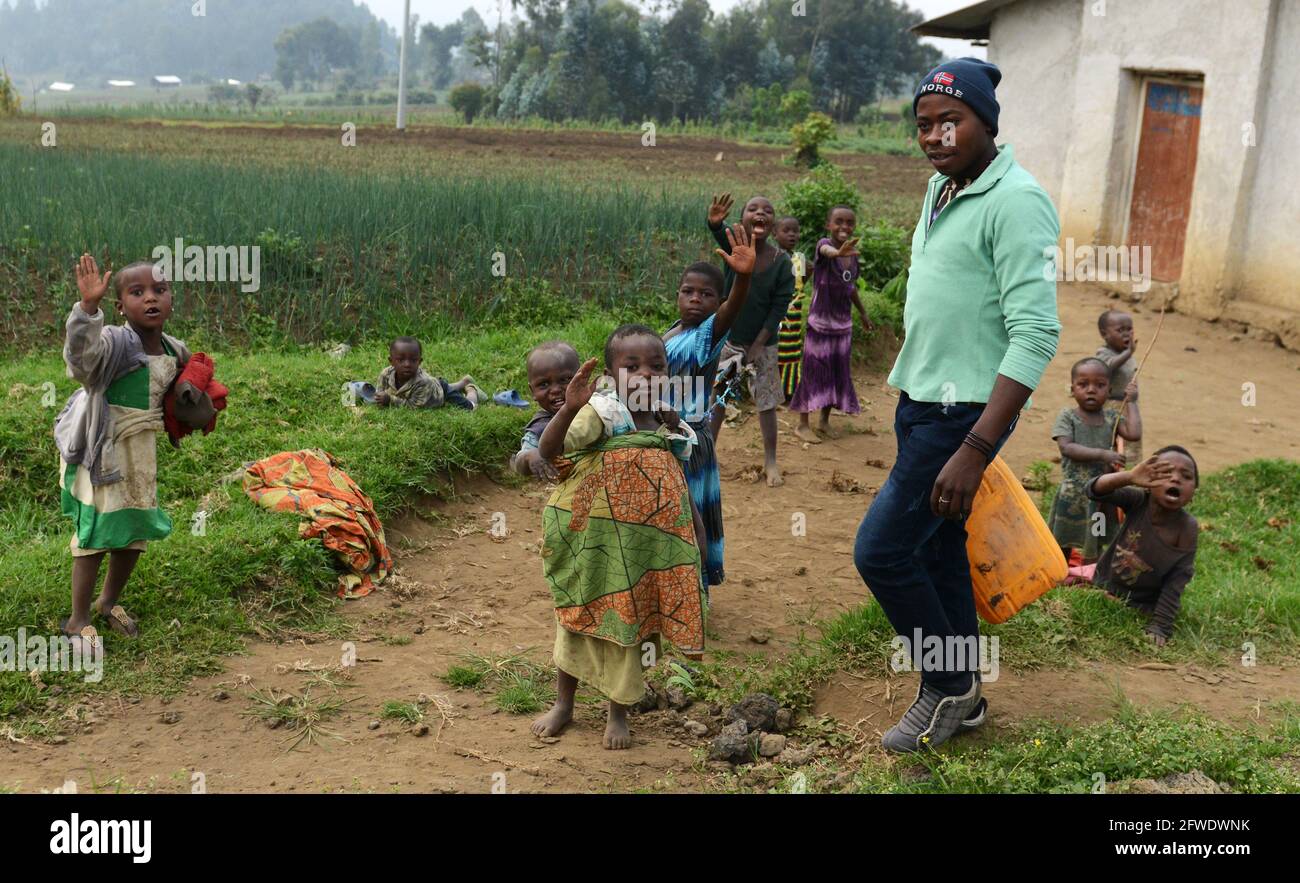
913,57,1002,136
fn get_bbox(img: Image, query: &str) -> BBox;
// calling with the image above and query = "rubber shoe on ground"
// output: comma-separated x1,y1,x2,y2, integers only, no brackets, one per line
881,676,982,753
493,389,530,408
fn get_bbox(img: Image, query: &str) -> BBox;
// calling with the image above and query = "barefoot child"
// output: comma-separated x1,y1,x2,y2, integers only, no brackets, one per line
1083,447,1199,646
54,256,192,649
706,193,795,487
1048,357,1142,563
1095,309,1142,466
510,341,580,481
375,336,485,410
774,216,808,402
789,205,873,443
663,224,756,591
531,330,705,749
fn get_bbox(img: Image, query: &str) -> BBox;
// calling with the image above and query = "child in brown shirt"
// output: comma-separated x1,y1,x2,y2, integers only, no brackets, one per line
1084,445,1200,645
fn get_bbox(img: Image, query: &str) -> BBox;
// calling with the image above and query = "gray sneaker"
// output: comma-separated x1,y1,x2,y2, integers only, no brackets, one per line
959,697,988,730
882,676,982,753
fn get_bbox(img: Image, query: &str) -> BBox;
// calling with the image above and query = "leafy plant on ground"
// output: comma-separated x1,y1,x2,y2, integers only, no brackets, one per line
381,701,424,725
790,111,835,167
781,161,861,254
243,686,351,752
440,651,555,714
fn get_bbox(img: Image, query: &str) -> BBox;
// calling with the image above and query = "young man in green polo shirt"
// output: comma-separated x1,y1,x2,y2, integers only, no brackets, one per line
854,58,1061,753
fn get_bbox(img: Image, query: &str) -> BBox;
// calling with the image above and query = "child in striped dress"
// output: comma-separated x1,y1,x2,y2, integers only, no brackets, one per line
774,216,808,402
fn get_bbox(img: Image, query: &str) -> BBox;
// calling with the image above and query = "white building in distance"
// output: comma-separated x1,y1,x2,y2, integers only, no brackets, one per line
916,0,1300,348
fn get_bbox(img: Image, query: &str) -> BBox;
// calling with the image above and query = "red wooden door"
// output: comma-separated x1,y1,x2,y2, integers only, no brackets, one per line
1126,80,1202,282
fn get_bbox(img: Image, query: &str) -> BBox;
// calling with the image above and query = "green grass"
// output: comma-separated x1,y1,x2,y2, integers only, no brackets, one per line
0,139,703,346
674,460,1300,715
850,703,1300,794
0,316,625,734
380,700,424,725
439,651,556,714
494,671,554,715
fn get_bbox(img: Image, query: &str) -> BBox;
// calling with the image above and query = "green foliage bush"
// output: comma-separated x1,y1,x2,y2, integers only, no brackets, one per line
790,111,836,167
781,162,861,253
449,82,486,123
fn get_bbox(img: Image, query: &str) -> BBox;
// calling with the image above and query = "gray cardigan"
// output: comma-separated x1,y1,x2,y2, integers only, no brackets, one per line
53,303,190,486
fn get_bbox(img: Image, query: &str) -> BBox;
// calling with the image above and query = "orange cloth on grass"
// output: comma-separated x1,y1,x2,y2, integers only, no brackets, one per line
243,449,391,598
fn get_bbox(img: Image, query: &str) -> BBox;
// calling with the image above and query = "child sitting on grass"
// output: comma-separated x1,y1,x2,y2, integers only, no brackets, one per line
1049,357,1141,564
789,205,874,444
54,255,192,651
1095,308,1142,465
510,340,580,481
663,223,756,591
1082,447,1200,646
531,327,706,750
376,336,484,410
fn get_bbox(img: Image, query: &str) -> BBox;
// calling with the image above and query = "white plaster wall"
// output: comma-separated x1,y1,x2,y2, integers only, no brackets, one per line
986,0,1083,202
988,0,1288,323
1235,0,1300,313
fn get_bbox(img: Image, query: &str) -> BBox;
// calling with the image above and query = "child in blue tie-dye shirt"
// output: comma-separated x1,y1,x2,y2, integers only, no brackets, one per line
662,224,755,591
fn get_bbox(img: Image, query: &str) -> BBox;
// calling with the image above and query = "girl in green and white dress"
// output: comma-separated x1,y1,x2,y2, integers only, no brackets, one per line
54,255,191,650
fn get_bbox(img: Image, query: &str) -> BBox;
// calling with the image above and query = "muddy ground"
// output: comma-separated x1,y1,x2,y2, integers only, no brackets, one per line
3,282,1297,793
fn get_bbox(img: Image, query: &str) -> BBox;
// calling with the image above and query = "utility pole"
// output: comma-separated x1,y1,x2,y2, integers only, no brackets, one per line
396,0,411,130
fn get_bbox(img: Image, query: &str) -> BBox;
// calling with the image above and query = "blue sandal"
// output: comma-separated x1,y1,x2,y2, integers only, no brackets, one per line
493,389,530,408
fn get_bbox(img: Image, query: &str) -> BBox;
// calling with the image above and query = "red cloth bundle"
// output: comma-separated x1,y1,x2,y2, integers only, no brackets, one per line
163,352,229,446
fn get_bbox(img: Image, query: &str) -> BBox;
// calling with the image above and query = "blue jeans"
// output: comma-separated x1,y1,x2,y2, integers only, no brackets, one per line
853,393,1017,695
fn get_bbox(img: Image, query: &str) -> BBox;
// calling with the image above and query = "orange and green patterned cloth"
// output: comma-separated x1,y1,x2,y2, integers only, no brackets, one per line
542,431,705,655
243,449,391,598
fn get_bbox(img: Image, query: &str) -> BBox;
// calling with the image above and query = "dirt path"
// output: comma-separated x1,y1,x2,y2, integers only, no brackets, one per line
4,283,1296,793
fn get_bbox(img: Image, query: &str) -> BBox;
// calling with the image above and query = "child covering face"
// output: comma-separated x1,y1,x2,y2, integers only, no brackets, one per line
1083,447,1200,645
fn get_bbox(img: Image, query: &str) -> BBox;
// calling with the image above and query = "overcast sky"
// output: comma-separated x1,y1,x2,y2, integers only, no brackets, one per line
362,0,986,60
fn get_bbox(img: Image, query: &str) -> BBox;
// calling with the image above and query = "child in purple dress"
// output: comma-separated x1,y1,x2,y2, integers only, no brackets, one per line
790,205,873,443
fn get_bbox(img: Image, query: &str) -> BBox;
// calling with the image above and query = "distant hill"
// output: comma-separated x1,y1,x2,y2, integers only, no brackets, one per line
0,0,397,84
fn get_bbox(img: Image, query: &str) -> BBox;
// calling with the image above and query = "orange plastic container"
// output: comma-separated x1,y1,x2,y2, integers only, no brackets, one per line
966,454,1067,624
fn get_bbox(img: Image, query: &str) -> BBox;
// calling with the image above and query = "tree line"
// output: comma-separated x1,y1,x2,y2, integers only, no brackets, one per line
0,0,394,85
466,0,940,124
269,0,939,126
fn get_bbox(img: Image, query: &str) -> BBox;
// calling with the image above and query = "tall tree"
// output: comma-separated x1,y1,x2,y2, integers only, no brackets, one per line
273,17,358,91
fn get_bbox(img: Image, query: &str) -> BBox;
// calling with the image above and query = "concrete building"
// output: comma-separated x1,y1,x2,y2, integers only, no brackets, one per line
915,0,1300,348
